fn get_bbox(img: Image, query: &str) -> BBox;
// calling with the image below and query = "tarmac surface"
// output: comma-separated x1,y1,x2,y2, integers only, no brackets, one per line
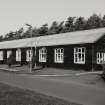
0,68,105,105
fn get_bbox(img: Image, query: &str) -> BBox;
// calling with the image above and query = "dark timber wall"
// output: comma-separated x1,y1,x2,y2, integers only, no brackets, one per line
37,44,93,70
93,35,105,70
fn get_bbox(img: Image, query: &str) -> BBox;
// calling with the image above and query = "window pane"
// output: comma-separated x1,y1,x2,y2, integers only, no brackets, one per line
61,49,63,53
78,53,81,58
82,48,85,53
78,48,81,52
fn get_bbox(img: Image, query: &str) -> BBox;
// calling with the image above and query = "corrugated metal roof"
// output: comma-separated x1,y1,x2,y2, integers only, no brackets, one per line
0,28,105,49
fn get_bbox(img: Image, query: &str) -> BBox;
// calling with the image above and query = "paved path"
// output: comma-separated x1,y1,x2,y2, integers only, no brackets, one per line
0,71,105,105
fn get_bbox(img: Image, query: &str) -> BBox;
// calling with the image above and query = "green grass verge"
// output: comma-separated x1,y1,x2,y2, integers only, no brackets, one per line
0,82,82,105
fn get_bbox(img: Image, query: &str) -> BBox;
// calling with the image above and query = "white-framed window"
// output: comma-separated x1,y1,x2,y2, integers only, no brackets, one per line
16,49,21,61
0,51,3,60
54,48,64,63
74,47,85,64
97,52,105,64
7,50,12,58
26,49,32,61
39,48,47,62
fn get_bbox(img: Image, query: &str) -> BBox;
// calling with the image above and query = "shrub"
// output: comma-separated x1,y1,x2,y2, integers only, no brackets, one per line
7,54,15,67
101,70,105,81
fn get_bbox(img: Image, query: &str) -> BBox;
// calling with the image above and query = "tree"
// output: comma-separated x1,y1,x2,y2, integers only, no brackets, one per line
38,24,48,35
22,27,32,38
12,28,24,40
0,35,3,41
57,21,65,33
4,31,16,41
64,17,75,32
87,14,102,29
16,27,24,39
32,27,40,37
48,21,59,34
102,15,105,27
74,17,87,30
1,14,105,42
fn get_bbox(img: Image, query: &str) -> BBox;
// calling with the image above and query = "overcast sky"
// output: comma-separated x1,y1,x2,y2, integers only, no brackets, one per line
0,0,105,36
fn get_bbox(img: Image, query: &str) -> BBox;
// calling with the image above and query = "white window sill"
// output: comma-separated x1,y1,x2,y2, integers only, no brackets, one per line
54,61,64,63
74,62,85,64
39,61,46,63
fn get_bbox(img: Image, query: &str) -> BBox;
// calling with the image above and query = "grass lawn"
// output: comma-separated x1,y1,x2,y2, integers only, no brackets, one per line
0,82,82,105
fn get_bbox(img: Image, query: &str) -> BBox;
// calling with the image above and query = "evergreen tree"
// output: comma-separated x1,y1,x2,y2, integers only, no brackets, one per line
1,13,105,42
74,17,87,30
15,28,24,39
87,14,102,29
48,21,59,34
32,27,40,37
57,21,65,33
38,24,48,35
22,27,32,38
4,31,16,40
102,15,105,27
64,17,75,32
0,35,3,41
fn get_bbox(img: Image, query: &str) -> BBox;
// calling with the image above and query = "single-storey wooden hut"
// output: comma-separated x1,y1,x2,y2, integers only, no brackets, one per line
0,28,105,70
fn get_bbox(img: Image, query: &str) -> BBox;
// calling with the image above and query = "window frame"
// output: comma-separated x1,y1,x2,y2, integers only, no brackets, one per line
7,50,12,58
39,48,47,62
26,49,32,62
16,49,21,61
0,51,3,60
54,48,64,63
97,52,105,64
74,47,85,64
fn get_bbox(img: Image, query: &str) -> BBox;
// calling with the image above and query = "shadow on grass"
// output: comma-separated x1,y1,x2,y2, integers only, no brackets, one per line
0,82,82,105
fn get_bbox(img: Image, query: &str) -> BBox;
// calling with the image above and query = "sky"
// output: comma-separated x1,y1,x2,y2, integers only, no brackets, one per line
0,0,105,36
